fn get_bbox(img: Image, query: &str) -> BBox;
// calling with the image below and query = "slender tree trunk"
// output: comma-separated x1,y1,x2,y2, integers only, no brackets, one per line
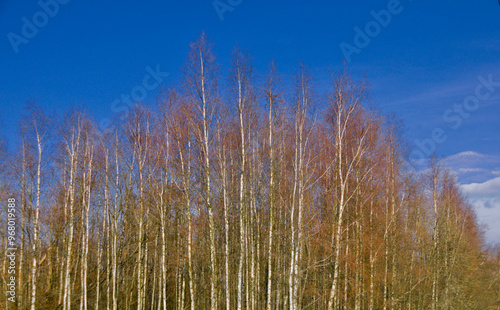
369,199,375,310
81,141,93,310
103,148,111,310
95,211,104,310
431,162,440,310
63,124,81,310
384,191,390,310
30,126,43,310
218,139,230,310
328,181,346,310
266,84,275,310
20,139,27,310
142,242,148,310
112,138,119,310
159,172,168,310
199,51,217,310
136,171,144,310
177,137,195,310
236,64,247,310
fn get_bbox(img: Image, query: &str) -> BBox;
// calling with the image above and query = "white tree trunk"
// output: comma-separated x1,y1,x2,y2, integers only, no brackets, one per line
30,126,43,310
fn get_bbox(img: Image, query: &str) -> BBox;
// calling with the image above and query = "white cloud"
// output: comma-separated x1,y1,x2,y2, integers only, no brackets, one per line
415,151,500,244
462,177,500,197
461,177,500,245
471,198,500,245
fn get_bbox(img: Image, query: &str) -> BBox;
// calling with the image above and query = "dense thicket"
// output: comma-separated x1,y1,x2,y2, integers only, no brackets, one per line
1,34,499,310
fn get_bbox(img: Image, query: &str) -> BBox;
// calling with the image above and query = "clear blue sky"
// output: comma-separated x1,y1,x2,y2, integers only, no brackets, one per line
1,0,499,156
1,0,500,240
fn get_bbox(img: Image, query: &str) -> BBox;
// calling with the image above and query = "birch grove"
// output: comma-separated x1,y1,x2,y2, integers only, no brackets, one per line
0,35,499,310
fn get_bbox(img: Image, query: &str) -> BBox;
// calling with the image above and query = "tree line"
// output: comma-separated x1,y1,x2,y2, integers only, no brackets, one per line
1,33,499,310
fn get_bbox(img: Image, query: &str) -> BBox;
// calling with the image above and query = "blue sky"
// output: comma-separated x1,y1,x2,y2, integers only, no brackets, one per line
1,0,499,242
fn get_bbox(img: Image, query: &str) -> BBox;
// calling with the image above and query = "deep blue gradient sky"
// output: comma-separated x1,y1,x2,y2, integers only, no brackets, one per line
1,1,500,240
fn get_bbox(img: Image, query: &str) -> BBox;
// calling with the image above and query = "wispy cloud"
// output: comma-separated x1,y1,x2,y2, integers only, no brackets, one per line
382,80,475,107
444,151,500,184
